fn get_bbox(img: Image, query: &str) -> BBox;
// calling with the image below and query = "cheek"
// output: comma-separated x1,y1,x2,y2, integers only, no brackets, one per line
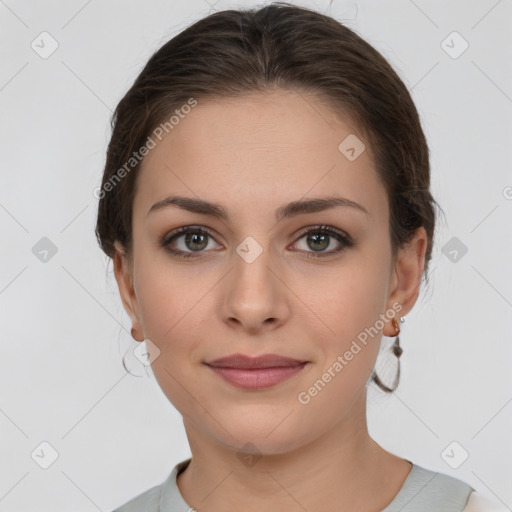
133,248,199,335
293,255,389,403
131,253,209,396
297,252,390,343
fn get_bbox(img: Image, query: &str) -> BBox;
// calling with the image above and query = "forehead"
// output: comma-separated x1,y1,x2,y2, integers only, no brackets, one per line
135,89,387,221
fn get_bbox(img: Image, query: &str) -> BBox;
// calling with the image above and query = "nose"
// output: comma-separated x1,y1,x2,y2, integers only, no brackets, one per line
220,244,291,335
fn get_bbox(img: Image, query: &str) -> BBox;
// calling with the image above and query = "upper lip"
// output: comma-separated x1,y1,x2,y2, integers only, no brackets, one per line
205,353,307,369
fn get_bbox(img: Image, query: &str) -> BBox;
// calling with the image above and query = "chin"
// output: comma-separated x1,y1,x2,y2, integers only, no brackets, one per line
211,414,315,458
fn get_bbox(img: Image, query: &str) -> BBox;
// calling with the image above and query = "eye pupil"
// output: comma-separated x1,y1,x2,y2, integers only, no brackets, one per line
185,232,208,251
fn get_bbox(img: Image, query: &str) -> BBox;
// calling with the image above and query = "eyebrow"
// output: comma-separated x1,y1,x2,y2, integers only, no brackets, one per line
147,195,369,222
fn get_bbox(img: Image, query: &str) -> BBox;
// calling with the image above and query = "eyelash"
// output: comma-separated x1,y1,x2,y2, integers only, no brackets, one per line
161,224,354,260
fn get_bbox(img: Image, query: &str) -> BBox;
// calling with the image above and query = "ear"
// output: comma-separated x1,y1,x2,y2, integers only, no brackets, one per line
385,227,428,335
113,241,144,341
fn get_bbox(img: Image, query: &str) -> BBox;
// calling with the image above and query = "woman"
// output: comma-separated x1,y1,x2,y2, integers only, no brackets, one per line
95,3,505,510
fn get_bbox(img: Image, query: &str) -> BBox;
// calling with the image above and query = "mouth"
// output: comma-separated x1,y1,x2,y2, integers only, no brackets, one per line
205,353,308,369
204,353,309,390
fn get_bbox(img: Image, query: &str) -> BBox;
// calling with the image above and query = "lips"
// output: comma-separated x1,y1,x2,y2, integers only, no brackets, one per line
205,353,307,369
204,353,309,390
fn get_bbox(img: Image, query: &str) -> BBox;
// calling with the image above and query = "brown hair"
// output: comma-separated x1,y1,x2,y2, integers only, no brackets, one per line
95,2,442,391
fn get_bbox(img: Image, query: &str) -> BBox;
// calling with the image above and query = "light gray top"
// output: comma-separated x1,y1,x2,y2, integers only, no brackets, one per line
112,458,475,512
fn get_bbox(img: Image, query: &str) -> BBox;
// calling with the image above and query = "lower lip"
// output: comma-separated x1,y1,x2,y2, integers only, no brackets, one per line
205,363,308,390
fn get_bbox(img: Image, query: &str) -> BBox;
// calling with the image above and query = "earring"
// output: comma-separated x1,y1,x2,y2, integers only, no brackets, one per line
372,315,404,393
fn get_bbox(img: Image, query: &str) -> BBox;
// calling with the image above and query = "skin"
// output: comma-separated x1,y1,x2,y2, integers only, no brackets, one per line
113,88,427,512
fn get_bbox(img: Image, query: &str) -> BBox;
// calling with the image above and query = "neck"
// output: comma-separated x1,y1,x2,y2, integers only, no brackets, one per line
176,392,412,512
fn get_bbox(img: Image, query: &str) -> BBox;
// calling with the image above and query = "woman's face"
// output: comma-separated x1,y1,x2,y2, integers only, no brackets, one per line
114,89,425,455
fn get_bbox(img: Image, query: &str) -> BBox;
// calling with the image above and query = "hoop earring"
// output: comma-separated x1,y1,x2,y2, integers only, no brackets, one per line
372,316,404,393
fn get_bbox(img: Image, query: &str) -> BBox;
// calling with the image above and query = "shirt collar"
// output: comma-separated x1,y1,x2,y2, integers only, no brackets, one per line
159,458,192,511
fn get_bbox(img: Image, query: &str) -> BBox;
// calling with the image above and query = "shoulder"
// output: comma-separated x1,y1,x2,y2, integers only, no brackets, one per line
384,463,508,512
383,463,473,511
463,490,510,512
408,467,508,512
111,483,162,512
110,458,191,512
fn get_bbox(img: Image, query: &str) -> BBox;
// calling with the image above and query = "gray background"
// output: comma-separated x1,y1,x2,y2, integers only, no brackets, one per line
1,0,511,510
